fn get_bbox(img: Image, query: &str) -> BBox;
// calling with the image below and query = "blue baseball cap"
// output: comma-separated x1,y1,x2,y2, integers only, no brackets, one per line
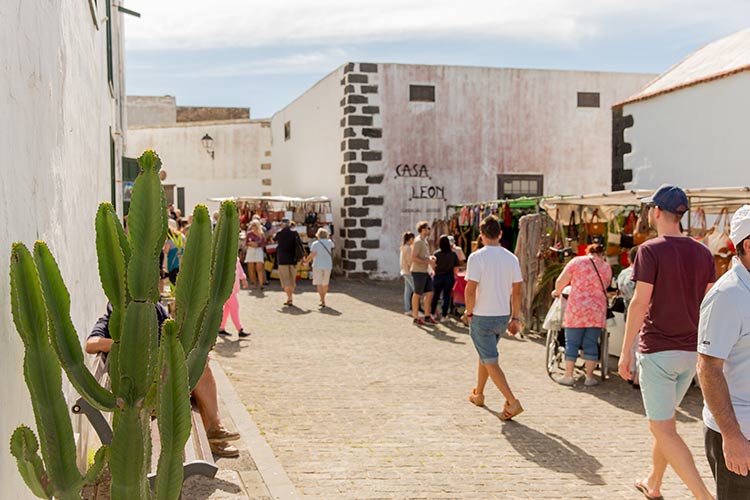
640,184,688,215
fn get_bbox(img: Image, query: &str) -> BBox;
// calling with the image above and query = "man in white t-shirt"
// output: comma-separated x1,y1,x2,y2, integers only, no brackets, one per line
463,215,524,420
697,205,750,499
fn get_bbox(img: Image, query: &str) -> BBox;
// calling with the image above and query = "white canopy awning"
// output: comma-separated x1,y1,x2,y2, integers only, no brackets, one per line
208,195,331,204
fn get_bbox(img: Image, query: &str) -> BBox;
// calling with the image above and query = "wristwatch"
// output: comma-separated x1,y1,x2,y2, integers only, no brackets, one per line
511,317,522,322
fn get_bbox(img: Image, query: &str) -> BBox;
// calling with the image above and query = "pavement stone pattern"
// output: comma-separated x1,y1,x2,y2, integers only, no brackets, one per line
213,278,715,500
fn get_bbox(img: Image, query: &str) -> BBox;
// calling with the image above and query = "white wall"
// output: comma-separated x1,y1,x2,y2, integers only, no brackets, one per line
0,0,124,496
270,69,344,249
127,120,272,215
127,95,177,127
623,72,750,190
374,65,654,276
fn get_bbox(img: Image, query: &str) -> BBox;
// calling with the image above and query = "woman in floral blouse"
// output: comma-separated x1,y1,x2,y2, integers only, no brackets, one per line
552,244,612,387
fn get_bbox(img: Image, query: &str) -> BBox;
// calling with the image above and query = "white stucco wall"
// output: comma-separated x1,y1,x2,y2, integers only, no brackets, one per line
127,95,178,127
374,65,654,276
270,70,344,250
127,120,272,215
623,71,750,190
0,0,125,497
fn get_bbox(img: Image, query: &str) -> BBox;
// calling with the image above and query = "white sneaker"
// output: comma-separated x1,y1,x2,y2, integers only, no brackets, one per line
556,375,575,386
584,377,599,387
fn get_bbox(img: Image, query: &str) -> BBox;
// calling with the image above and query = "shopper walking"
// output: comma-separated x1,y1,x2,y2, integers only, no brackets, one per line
400,232,415,315
304,228,335,308
552,243,612,387
431,235,460,321
273,218,302,307
618,185,716,500
697,205,750,499
163,219,185,285
245,220,267,290
464,215,524,420
617,246,640,384
219,257,249,337
411,221,436,325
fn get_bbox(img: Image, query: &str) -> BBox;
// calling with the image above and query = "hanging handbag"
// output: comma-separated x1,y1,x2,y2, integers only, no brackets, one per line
564,211,579,241
590,257,615,320
636,204,650,234
607,216,622,256
690,207,708,241
621,210,637,248
706,208,734,257
585,209,606,237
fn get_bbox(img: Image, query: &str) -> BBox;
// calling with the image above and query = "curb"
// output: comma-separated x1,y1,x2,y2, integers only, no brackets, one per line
210,359,301,500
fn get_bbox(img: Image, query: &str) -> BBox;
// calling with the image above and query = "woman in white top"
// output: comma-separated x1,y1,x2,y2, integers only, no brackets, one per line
400,232,415,314
244,220,267,290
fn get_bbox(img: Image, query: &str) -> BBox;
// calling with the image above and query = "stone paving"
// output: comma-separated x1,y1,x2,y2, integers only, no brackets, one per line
213,278,714,500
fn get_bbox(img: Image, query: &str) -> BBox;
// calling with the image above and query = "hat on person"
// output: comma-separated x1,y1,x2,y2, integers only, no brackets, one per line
640,184,689,215
281,217,290,224
730,204,750,247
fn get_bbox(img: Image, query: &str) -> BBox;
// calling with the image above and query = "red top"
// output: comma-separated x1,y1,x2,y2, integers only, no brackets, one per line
633,236,716,354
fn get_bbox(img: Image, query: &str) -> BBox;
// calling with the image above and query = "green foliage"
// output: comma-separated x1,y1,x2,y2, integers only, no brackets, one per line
9,149,239,499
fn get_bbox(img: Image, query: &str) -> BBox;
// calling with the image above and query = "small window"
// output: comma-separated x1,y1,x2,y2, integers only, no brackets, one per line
577,92,600,108
409,85,435,102
284,121,291,141
497,174,543,199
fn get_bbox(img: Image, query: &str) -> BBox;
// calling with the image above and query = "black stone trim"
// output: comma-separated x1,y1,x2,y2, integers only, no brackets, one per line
362,106,380,114
343,152,357,161
363,196,384,206
343,105,356,115
348,250,367,260
343,62,355,73
361,151,382,161
340,141,346,151
361,240,380,249
348,272,369,279
343,260,356,271
348,207,369,217
340,208,346,218
366,174,384,184
361,85,378,94
347,74,368,84
363,260,378,271
339,228,346,238
361,218,382,228
348,186,369,196
347,95,368,105
348,115,373,126
360,63,378,73
348,139,369,150
344,175,357,185
343,218,357,228
344,240,357,249
344,127,356,138
346,163,368,174
344,197,357,206
348,229,366,238
362,128,382,138
344,84,355,94
612,107,635,191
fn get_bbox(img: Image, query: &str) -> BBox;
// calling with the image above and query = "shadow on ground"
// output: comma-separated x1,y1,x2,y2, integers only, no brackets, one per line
501,421,605,486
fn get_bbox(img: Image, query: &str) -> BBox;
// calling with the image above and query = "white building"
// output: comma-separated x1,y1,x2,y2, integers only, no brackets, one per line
272,63,654,278
614,29,750,191
126,96,272,215
0,0,128,496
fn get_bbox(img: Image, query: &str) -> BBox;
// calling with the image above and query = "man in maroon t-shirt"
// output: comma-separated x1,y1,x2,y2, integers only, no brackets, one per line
618,185,716,500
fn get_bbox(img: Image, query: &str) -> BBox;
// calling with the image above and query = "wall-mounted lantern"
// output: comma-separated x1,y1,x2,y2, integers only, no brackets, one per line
201,133,214,159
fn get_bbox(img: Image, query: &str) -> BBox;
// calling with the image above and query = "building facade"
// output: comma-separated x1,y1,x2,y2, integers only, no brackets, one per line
614,30,750,192
272,63,654,277
126,97,272,215
0,0,127,495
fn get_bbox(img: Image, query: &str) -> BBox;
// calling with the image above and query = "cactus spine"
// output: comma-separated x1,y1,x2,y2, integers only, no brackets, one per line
9,149,239,499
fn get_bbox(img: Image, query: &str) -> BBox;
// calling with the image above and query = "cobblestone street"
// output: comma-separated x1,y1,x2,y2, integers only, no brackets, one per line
213,279,713,500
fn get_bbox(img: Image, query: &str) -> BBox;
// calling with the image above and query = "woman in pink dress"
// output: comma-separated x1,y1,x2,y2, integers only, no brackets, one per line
218,258,249,337
552,244,612,387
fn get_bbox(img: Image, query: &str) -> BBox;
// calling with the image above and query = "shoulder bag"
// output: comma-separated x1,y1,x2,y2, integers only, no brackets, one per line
589,257,614,319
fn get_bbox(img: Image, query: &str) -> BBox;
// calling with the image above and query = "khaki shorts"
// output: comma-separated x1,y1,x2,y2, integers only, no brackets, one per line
312,268,332,286
278,264,297,288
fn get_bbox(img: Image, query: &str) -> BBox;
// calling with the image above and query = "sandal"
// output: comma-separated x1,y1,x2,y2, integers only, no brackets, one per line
634,480,664,500
499,400,524,421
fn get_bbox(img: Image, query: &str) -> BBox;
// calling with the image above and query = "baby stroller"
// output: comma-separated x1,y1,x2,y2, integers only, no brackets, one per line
544,286,609,382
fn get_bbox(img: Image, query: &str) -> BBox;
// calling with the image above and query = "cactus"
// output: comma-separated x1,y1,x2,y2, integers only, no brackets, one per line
9,149,239,499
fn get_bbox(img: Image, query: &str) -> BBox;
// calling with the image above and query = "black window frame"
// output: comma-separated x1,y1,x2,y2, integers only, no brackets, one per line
284,121,291,141
497,174,544,199
577,92,600,108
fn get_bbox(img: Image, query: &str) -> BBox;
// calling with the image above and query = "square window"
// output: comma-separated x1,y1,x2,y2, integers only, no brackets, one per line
497,174,544,199
577,92,600,108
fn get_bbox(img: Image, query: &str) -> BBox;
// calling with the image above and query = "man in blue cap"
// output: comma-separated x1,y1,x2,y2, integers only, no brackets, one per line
618,184,716,500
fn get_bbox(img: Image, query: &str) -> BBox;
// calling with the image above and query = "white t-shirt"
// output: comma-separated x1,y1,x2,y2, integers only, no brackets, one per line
698,259,750,439
465,245,523,316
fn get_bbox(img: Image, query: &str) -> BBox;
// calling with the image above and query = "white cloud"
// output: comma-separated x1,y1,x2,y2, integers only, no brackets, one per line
122,0,726,51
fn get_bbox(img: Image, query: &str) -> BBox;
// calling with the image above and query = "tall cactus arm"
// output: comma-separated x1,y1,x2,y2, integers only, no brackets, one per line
10,244,84,498
83,446,109,486
127,150,167,301
186,201,239,389
10,426,52,499
155,321,192,500
95,203,127,341
33,242,116,411
109,407,149,500
117,302,157,406
175,205,211,354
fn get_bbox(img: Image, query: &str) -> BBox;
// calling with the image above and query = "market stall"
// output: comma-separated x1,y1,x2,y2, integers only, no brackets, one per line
535,186,750,355
208,195,334,280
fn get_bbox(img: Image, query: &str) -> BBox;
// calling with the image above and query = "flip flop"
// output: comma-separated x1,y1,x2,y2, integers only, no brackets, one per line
634,481,664,500
499,400,524,421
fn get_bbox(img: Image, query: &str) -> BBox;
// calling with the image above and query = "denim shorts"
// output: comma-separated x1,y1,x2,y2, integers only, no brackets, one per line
564,327,602,362
469,315,510,364
638,350,697,421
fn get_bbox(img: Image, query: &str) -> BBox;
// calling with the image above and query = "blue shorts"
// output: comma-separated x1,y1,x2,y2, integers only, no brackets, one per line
638,350,697,421
469,315,510,364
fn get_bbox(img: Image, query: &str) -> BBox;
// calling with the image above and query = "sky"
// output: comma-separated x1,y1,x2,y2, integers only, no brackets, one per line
122,0,750,118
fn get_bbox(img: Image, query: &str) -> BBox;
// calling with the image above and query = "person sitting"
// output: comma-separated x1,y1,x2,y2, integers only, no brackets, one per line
85,302,240,457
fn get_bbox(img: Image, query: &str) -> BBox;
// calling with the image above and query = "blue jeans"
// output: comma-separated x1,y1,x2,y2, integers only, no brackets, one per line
430,274,455,317
564,327,602,361
403,274,414,312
